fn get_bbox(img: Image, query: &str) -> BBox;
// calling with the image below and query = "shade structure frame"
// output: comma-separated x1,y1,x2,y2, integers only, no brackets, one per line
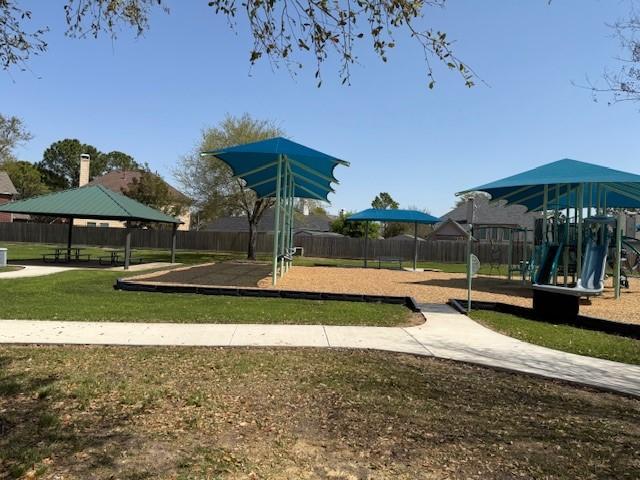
345,209,440,271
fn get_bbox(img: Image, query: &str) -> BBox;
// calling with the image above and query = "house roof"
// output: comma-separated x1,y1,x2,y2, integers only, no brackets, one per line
202,208,332,233
0,171,18,196
294,229,345,237
441,195,539,229
0,185,181,223
88,170,189,203
387,233,427,242
429,218,470,238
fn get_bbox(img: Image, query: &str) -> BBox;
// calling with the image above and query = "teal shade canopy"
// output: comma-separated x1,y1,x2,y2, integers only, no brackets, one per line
346,208,440,224
0,185,181,223
202,137,348,202
458,159,640,211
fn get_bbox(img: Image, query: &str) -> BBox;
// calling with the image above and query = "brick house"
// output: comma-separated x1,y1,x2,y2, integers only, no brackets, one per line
0,171,18,223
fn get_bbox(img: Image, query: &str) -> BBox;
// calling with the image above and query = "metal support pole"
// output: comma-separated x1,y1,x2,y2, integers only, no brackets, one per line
588,183,593,218
576,183,583,279
124,222,131,271
542,185,548,242
279,161,289,278
413,222,418,271
507,231,513,280
564,186,570,286
364,221,369,268
67,217,73,261
171,224,177,263
615,211,623,299
466,226,473,313
272,155,283,286
287,174,294,272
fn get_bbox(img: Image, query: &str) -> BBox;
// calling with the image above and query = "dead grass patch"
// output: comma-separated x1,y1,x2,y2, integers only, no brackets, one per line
0,346,639,479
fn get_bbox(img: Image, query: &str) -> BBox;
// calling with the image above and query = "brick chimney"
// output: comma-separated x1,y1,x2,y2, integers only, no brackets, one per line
79,153,90,187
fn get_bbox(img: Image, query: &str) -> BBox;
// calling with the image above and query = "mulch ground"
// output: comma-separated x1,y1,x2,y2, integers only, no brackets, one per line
139,262,640,325
1,346,639,479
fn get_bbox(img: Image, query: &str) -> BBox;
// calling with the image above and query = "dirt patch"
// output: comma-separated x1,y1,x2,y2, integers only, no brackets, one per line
134,261,273,287
1,346,639,479
263,266,640,325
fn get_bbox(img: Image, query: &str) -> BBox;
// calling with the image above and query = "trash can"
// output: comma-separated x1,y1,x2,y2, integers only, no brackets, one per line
0,248,6,268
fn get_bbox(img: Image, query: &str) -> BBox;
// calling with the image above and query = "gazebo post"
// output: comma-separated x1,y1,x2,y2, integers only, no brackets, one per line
124,222,131,271
67,217,74,262
272,155,283,286
171,223,177,263
413,221,418,271
364,221,369,268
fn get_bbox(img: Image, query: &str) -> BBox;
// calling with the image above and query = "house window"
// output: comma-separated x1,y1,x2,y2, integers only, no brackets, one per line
87,222,97,227
100,223,109,228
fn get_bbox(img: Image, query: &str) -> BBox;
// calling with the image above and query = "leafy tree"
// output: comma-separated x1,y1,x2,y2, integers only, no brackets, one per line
123,168,190,225
331,211,380,238
371,192,400,210
371,191,405,237
1,0,474,88
175,113,284,259
0,160,48,199
0,114,32,163
103,151,140,171
38,139,106,189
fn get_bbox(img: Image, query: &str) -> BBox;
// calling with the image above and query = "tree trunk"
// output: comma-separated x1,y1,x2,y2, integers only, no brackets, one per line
247,220,258,260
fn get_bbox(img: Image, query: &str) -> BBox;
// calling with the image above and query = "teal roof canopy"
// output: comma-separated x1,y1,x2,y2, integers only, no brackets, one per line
346,208,440,224
458,159,640,211
201,137,348,202
0,185,181,224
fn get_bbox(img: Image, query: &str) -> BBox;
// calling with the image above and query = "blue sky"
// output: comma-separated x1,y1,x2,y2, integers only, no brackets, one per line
2,1,638,216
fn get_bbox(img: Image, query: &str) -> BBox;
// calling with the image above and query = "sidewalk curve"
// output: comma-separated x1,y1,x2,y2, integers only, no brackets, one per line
0,304,638,397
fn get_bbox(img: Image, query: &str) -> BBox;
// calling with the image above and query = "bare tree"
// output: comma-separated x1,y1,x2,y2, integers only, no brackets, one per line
591,3,640,104
176,114,284,260
0,113,32,163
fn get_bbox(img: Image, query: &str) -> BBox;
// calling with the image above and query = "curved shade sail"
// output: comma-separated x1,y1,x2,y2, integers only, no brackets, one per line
202,137,348,202
0,185,181,224
346,208,440,224
458,159,640,211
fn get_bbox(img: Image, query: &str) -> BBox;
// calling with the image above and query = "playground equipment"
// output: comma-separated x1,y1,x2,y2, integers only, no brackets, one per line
458,158,640,316
532,217,614,318
507,227,533,282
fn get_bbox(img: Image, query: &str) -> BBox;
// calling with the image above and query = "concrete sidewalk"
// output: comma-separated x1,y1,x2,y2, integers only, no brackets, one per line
0,304,638,397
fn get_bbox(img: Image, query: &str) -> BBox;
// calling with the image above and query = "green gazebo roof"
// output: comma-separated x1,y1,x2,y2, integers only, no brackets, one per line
0,185,181,224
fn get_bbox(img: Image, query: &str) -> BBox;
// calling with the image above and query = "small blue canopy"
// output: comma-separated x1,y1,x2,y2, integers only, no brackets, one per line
202,137,349,202
346,208,440,224
458,159,640,211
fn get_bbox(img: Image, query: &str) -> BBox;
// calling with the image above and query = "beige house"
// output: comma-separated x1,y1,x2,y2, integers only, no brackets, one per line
75,154,191,230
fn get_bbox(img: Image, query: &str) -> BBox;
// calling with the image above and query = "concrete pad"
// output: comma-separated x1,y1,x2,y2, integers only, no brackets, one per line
325,325,431,356
0,265,77,279
230,324,328,347
0,320,236,347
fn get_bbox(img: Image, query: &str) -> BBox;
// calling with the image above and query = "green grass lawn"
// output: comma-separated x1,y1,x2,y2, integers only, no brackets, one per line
0,241,509,275
470,310,640,365
0,270,413,326
1,346,638,479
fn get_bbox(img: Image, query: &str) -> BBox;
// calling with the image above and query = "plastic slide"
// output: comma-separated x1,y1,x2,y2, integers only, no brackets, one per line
533,243,563,285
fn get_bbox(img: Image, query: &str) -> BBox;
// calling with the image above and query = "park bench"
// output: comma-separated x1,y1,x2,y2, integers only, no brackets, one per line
377,256,403,269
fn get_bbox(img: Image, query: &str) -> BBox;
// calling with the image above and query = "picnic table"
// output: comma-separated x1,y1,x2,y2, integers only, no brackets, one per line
98,249,144,266
42,247,91,263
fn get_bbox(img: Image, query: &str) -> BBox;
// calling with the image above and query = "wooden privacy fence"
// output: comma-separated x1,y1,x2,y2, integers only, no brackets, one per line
0,222,528,264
